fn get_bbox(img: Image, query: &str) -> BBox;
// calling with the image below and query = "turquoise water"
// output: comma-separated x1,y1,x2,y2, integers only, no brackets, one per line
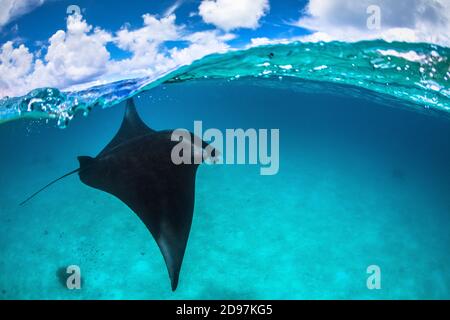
0,42,449,299
1,41,449,126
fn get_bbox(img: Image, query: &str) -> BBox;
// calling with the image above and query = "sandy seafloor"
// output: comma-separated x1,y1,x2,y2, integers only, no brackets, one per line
0,80,449,299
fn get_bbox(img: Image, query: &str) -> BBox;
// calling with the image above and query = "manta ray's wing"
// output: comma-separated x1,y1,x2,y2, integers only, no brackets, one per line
78,99,200,291
78,155,198,291
98,98,155,157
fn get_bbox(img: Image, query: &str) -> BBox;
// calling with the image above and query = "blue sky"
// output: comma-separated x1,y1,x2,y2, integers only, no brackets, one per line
0,0,310,56
0,0,448,98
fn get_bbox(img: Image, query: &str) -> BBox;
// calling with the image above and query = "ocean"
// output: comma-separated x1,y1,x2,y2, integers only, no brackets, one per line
0,41,449,299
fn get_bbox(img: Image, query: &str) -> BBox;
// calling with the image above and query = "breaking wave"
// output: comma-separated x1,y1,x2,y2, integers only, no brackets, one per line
0,40,449,128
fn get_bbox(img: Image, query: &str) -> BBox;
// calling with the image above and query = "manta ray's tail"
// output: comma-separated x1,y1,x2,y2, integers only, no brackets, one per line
19,168,80,206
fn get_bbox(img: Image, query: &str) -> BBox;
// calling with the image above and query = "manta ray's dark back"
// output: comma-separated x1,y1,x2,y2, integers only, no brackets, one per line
77,99,204,291
20,98,209,290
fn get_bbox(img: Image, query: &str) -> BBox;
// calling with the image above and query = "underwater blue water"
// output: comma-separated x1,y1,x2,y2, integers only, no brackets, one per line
0,77,449,299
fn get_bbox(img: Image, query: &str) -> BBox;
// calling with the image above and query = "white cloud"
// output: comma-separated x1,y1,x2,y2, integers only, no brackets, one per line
170,30,235,65
116,14,181,52
164,0,185,17
247,37,292,48
108,14,234,79
0,41,33,92
0,14,112,96
199,0,269,31
0,13,235,97
0,0,46,28
105,14,182,79
295,0,450,47
32,14,112,87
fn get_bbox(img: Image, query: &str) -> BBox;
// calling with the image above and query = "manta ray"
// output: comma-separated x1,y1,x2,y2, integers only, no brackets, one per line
21,98,215,291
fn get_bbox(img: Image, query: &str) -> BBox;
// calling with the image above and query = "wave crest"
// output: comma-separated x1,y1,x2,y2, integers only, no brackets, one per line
1,40,449,127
